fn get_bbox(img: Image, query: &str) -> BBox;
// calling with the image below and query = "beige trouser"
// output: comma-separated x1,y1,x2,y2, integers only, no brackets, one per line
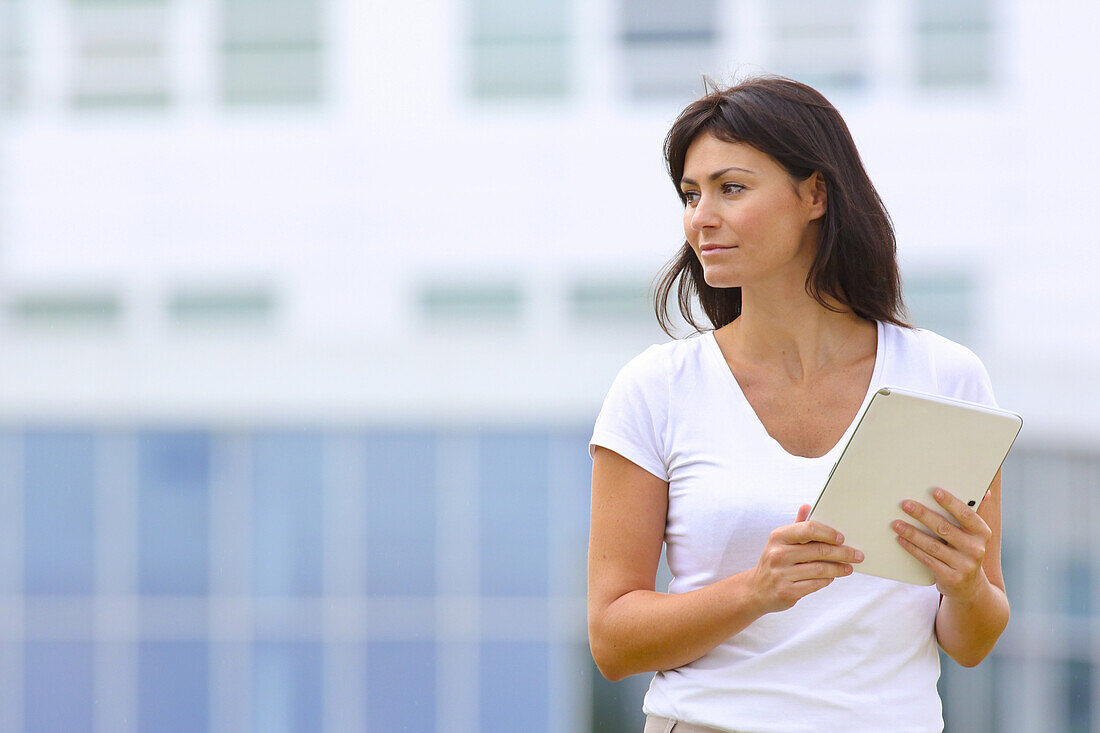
643,714,739,733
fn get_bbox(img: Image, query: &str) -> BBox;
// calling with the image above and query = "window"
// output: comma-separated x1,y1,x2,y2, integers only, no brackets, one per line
221,0,323,104
24,642,94,732
7,290,122,331
366,432,436,596
252,432,324,596
366,642,436,732
418,281,523,324
24,432,96,595
139,642,208,731
915,0,993,87
569,280,651,323
769,0,868,91
478,432,548,596
619,0,717,99
167,287,275,328
71,0,170,108
903,271,975,345
0,0,27,110
469,0,569,99
138,431,210,595
253,642,323,730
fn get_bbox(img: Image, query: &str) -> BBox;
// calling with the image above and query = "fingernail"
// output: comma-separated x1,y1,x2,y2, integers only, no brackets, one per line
854,551,864,562
893,521,905,532
902,501,914,512
933,488,945,500
836,533,844,544
843,565,853,574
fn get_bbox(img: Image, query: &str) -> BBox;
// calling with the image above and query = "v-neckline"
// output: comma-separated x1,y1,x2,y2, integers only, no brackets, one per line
703,320,885,462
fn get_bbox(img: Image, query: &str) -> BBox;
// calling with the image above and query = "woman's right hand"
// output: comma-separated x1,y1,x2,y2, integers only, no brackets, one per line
747,504,864,614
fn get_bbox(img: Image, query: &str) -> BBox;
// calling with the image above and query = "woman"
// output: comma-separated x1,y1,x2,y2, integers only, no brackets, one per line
587,76,1008,733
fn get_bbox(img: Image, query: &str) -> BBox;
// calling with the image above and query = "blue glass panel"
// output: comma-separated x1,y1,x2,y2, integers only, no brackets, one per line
138,431,210,595
253,642,323,733
24,641,93,732
23,431,95,594
139,641,208,732
552,430,594,595
365,432,436,596
252,432,324,596
366,641,435,732
480,641,548,733
479,432,548,595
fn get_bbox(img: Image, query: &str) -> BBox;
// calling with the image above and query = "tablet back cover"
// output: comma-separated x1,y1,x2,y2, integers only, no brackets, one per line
810,387,1022,585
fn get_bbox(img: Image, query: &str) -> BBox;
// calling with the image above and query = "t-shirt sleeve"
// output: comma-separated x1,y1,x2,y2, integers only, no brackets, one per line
589,344,670,482
928,333,998,408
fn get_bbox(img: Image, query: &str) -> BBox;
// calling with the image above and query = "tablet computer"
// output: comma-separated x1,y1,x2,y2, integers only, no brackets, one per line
808,386,1023,586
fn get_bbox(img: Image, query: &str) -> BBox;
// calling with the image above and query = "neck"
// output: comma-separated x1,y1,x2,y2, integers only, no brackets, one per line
725,285,870,381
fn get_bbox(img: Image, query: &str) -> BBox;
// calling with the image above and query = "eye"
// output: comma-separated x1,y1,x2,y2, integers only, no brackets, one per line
682,190,700,206
722,183,745,195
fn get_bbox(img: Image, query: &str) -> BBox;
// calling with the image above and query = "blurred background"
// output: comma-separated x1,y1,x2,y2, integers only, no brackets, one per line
0,0,1097,731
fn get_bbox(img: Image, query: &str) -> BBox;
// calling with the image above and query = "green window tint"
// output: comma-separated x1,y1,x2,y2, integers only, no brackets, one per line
770,0,868,92
71,0,170,109
167,288,275,327
470,0,569,100
221,0,322,105
7,292,122,329
915,0,993,87
620,0,717,100
903,271,975,345
569,281,650,323
0,0,28,111
419,282,522,322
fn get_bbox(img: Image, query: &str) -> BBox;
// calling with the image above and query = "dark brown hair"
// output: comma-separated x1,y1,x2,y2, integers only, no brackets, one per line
653,75,910,336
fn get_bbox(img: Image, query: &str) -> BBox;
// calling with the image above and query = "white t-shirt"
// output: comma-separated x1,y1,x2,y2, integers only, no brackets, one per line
589,321,998,733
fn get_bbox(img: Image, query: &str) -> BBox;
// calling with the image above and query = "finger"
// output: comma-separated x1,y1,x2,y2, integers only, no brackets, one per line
782,518,845,545
892,519,963,565
791,560,854,581
790,577,835,598
896,534,954,578
795,504,811,523
791,542,864,565
931,487,989,535
901,500,964,546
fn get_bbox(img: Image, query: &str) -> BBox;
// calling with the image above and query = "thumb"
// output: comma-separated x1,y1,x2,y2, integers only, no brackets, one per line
795,504,812,523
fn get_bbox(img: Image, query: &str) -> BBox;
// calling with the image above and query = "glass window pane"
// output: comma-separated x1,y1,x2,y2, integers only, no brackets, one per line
915,0,992,87
138,431,210,595
480,641,549,732
366,432,436,596
24,431,96,595
139,641,208,732
770,0,868,92
253,642,323,732
620,0,716,99
479,432,548,596
366,641,436,732
72,1,170,108
469,0,568,99
24,641,93,732
221,0,322,105
904,271,976,345
252,432,323,596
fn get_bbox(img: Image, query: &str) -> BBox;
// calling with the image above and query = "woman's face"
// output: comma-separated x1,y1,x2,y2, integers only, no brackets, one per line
680,132,826,291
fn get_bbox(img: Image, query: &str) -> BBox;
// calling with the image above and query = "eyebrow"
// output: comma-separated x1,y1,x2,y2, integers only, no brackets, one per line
680,166,756,187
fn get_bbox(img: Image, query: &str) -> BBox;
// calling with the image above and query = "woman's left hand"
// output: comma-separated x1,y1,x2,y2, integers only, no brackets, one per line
892,487,993,602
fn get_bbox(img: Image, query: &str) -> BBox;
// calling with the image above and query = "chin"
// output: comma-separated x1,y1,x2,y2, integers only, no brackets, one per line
702,270,740,290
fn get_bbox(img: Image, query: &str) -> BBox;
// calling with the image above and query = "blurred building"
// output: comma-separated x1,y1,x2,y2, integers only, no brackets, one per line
0,0,1097,731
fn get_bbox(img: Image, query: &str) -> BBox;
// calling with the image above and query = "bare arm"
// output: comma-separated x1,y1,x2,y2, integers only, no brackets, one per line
587,446,863,681
894,470,1009,667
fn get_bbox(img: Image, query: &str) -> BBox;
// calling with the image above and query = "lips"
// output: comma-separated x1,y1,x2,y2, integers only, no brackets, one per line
700,244,736,251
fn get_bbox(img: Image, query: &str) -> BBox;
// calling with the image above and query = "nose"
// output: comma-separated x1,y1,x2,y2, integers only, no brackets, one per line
689,194,720,231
